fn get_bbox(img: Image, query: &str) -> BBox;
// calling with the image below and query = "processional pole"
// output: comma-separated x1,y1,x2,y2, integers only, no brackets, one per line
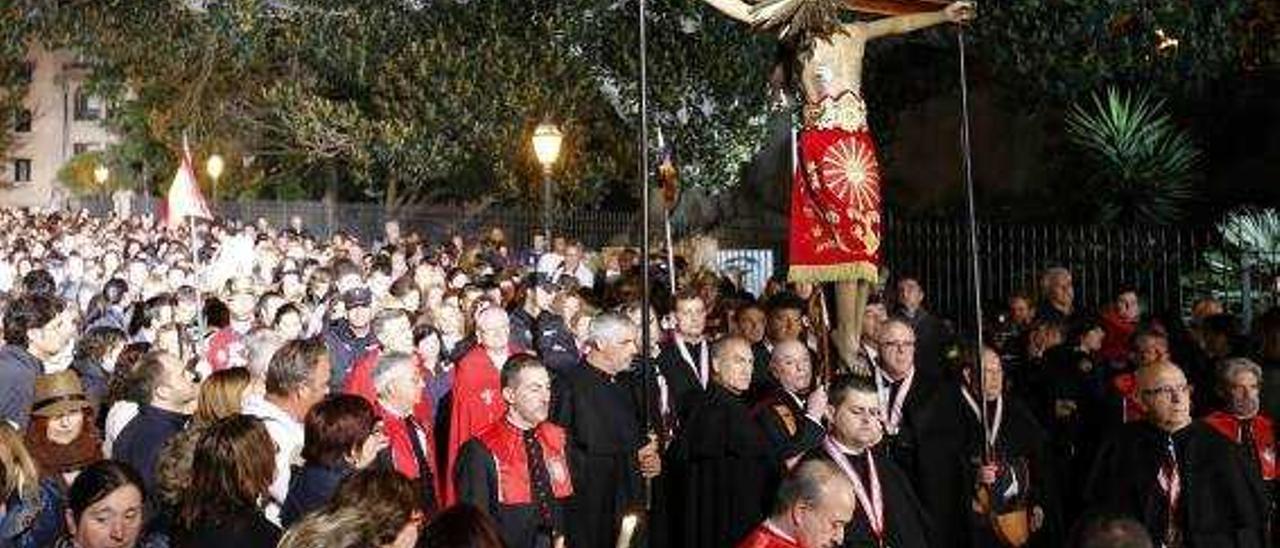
956,15,989,462
638,0,655,515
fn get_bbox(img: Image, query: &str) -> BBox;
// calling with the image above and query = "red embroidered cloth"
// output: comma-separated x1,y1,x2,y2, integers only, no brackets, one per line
788,127,882,284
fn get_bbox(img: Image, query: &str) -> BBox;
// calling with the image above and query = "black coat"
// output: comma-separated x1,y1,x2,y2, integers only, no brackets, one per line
174,511,280,548
1085,421,1268,547
909,384,1060,548
551,360,645,548
455,437,567,548
750,386,824,467
656,339,710,419
802,445,934,548
280,462,352,528
667,384,777,548
111,404,189,495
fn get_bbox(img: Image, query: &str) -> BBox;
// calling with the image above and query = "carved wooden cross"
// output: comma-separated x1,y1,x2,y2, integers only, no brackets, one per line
845,0,948,15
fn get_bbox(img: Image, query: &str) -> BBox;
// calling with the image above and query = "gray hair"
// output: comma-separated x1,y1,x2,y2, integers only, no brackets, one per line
266,337,327,397
713,335,751,363
587,312,635,347
372,352,417,399
772,459,850,516
1218,357,1262,393
244,328,284,381
1040,267,1071,293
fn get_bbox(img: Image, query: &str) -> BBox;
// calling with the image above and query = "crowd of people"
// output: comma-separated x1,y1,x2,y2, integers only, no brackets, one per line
0,207,1275,548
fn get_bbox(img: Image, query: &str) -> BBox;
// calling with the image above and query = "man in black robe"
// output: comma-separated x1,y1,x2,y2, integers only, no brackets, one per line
910,344,1058,547
804,375,933,547
551,312,661,548
656,289,712,419
1085,361,1268,547
456,355,572,548
873,319,939,472
668,336,778,547
752,339,827,469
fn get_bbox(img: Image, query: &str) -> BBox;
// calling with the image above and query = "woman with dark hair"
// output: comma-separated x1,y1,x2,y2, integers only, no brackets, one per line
24,371,102,492
417,503,504,548
0,423,62,548
102,342,152,457
279,468,424,548
389,276,422,317
57,460,162,548
280,394,386,527
84,279,129,332
273,303,305,341
126,294,176,344
175,415,279,548
69,326,128,413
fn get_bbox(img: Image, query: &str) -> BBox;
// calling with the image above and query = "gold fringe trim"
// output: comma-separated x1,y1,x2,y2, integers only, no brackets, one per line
787,262,879,284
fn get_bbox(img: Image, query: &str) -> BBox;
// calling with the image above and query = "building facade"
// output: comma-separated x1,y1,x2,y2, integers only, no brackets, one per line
2,45,116,208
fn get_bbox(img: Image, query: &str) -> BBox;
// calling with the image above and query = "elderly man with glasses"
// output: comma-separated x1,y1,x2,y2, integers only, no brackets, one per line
1085,361,1267,547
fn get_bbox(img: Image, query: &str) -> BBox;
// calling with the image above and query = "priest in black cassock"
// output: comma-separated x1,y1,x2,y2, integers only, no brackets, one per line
873,319,939,473
752,339,827,469
803,375,933,548
910,344,1058,547
456,354,572,548
657,289,712,418
551,313,662,548
668,336,778,547
1085,361,1268,547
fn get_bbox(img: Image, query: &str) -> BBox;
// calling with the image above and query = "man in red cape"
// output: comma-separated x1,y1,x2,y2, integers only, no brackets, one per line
445,306,519,503
739,459,855,548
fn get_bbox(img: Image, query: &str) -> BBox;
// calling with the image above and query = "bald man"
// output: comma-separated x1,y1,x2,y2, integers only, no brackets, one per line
753,340,828,469
1085,361,1267,547
738,460,856,548
668,337,777,547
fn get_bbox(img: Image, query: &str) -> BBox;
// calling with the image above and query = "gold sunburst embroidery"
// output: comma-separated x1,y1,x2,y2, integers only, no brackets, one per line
819,139,880,212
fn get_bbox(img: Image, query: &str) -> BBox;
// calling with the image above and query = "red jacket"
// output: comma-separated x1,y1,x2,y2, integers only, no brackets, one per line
474,420,573,504
1203,411,1277,480
376,402,442,509
344,347,432,426
737,522,803,548
1099,308,1138,364
445,345,517,503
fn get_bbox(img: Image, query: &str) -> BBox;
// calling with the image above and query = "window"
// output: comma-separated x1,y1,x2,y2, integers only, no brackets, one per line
73,142,99,155
15,109,31,133
74,89,102,121
13,159,32,183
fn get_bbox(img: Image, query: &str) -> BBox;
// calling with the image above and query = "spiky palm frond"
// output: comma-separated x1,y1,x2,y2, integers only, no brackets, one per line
1066,88,1201,225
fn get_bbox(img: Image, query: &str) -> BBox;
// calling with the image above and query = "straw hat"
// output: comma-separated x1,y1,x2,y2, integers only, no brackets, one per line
31,369,91,418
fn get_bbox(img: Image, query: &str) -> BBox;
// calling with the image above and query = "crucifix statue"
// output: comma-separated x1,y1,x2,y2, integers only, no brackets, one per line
701,0,975,370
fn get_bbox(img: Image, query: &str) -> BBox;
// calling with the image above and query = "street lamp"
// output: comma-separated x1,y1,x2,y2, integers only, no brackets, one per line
532,121,563,242
93,164,109,203
206,153,224,205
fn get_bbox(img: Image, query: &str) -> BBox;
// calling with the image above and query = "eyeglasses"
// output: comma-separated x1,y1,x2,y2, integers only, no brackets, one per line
1141,384,1191,400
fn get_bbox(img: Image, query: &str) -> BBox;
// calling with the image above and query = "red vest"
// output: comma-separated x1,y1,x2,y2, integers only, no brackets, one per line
475,420,573,505
344,347,433,425
1112,372,1145,423
737,522,803,548
1203,411,1277,480
376,403,442,508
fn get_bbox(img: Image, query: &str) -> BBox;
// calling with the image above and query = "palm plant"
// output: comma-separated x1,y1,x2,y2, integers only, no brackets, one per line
1185,207,1280,317
1065,88,1201,225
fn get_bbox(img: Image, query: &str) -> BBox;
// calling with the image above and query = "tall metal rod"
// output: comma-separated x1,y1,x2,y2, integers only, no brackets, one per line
638,0,655,513
957,24,989,461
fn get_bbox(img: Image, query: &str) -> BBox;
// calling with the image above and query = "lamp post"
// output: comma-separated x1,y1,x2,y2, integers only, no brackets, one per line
93,164,109,204
206,153,224,206
532,122,563,243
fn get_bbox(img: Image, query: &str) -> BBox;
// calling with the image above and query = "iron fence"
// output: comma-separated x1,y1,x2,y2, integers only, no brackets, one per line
69,196,1272,326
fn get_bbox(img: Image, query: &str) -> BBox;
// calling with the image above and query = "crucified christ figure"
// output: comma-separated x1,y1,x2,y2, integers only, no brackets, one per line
702,0,975,371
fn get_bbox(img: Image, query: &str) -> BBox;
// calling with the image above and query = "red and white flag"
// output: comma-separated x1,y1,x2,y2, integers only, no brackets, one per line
164,137,212,228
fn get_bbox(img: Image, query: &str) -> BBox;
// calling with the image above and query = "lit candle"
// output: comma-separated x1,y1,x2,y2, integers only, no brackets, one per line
616,513,640,548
